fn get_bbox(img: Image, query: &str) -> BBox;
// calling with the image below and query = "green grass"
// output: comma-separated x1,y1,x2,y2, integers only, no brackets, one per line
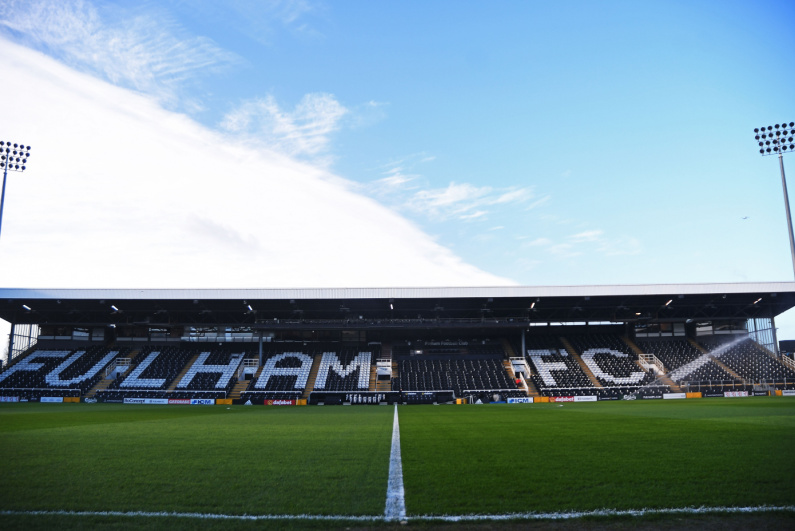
399,398,795,515
0,404,393,515
0,398,794,526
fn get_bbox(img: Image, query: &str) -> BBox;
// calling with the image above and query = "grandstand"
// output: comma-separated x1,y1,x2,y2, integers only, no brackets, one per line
2,283,795,403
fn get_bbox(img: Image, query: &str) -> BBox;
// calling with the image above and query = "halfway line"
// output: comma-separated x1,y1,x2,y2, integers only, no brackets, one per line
384,403,406,521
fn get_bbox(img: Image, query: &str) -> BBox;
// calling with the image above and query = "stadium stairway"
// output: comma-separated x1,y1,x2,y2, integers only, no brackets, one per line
85,377,113,398
167,352,201,391
501,338,517,358
301,354,322,399
623,337,681,392
502,360,517,381
559,337,603,388
84,348,142,398
687,338,744,384
376,378,392,392
709,356,744,381
229,379,251,400
688,338,707,355
375,342,393,392
369,364,378,392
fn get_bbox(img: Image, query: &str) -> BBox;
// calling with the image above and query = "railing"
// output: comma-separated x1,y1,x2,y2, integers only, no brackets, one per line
103,357,132,378
638,353,665,375
510,356,532,376
94,388,229,398
237,358,259,381
680,380,747,392
782,356,795,371
516,371,529,392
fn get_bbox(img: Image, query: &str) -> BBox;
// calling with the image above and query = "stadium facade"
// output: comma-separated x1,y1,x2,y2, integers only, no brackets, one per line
2,282,795,405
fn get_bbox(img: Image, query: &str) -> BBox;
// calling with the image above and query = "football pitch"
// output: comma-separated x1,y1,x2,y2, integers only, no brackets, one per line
1,398,794,529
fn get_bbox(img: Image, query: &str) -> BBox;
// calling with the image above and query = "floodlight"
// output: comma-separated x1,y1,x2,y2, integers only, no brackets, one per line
0,140,32,240
754,122,795,278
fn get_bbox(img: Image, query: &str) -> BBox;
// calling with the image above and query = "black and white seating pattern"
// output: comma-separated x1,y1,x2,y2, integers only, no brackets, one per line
0,347,123,399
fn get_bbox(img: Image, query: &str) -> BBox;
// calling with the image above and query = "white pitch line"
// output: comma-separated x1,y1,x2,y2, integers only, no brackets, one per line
384,403,407,521
2,505,793,523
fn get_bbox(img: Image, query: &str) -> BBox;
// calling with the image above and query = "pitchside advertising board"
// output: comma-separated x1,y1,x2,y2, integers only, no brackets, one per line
783,390,795,396
0,396,20,402
121,398,216,405
547,396,598,403
663,393,686,400
235,399,298,405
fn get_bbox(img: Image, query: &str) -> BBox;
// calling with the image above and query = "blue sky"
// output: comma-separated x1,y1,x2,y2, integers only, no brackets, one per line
0,0,794,344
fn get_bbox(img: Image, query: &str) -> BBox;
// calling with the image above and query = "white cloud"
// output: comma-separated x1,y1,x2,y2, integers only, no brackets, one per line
0,0,237,108
569,230,604,243
174,0,321,45
375,169,416,189
221,93,348,160
460,210,488,221
0,38,513,292
525,195,551,210
492,188,533,204
403,182,536,221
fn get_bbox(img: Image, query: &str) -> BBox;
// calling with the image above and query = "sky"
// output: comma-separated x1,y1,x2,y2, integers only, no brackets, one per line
0,0,794,353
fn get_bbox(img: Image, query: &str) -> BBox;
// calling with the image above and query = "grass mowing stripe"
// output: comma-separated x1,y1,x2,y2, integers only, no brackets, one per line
384,404,406,521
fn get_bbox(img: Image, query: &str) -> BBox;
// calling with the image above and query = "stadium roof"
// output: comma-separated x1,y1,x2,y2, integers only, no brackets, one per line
1,282,794,330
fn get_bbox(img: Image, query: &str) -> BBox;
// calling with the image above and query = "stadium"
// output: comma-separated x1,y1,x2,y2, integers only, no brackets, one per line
1,2,794,529
1,283,794,529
